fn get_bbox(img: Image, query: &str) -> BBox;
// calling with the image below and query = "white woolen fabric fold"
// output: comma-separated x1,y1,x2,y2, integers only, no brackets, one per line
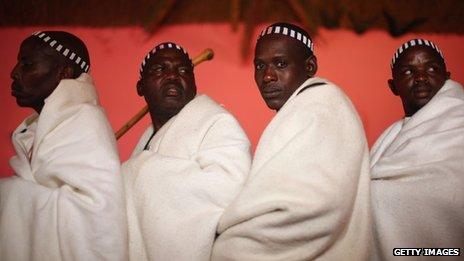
123,95,251,261
212,77,372,261
0,73,127,261
370,79,464,261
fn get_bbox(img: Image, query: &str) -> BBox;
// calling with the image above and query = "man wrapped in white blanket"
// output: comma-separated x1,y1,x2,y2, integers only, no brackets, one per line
122,42,251,261
0,31,127,261
370,39,464,260
212,22,372,261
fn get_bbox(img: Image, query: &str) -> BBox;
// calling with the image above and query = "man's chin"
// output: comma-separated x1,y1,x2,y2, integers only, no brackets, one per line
263,98,283,111
414,96,432,108
14,98,32,108
155,103,185,118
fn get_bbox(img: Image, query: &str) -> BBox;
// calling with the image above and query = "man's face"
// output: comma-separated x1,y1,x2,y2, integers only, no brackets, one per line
10,37,62,113
389,46,450,117
254,35,314,111
137,49,196,119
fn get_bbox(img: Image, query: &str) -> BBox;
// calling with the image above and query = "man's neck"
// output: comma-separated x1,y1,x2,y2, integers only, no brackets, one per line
148,110,173,132
150,115,167,132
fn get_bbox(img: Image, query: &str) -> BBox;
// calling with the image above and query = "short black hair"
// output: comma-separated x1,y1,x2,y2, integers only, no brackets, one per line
258,22,314,58
33,31,90,78
270,22,311,40
139,42,192,79
392,45,447,75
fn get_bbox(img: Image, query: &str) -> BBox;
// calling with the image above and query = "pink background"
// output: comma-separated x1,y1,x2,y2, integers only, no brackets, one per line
2,23,464,177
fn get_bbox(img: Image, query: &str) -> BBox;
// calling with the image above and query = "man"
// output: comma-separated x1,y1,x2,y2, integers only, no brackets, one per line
0,31,127,260
211,22,372,260
122,42,251,261
370,39,464,260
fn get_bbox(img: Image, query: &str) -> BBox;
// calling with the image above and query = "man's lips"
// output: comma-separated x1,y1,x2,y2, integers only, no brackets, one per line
412,85,430,99
162,83,183,98
165,88,180,97
11,82,23,97
261,87,282,99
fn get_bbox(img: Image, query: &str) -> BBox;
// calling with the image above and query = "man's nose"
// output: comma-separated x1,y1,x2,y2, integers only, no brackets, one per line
10,63,19,80
164,68,180,81
263,67,277,83
414,70,428,84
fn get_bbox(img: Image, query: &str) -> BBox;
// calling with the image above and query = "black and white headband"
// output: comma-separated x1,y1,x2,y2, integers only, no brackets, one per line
391,38,445,68
139,42,191,78
258,25,314,53
32,31,90,73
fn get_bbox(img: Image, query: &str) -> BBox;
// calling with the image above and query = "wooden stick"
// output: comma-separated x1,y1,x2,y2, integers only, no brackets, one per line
115,48,214,140
191,48,214,66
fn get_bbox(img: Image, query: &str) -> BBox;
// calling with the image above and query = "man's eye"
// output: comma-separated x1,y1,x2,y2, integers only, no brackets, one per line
403,69,412,75
276,60,287,68
427,66,436,72
179,67,189,74
255,63,264,70
21,59,33,67
148,66,163,74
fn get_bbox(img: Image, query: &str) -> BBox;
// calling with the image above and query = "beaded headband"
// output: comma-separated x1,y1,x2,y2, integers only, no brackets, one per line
139,42,191,78
391,38,445,69
258,25,314,53
32,31,90,73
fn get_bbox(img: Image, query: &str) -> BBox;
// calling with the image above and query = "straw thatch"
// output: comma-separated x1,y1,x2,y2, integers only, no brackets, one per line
2,0,462,58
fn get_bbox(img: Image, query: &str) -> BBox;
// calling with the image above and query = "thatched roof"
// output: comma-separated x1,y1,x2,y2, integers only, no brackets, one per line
2,0,463,58
2,0,463,33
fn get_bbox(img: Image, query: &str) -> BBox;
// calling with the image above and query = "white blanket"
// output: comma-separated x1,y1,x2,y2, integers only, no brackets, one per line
370,79,464,260
212,77,372,261
123,95,251,261
0,74,127,261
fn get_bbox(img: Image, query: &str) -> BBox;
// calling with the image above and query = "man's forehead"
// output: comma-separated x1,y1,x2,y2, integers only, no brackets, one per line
150,49,190,63
396,46,444,65
20,37,42,51
391,39,444,69
257,34,294,47
19,37,53,58
255,35,302,58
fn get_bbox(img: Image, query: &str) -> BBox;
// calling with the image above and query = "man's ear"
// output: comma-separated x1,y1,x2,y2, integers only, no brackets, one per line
53,65,73,87
388,79,399,96
305,55,318,78
136,80,144,97
60,66,74,80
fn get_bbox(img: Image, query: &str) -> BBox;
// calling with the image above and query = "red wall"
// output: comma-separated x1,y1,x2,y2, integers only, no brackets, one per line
1,24,464,177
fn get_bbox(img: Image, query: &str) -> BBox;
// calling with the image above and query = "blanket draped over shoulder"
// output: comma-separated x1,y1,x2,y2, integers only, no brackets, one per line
123,95,251,261
370,79,464,261
0,74,127,261
212,77,372,261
